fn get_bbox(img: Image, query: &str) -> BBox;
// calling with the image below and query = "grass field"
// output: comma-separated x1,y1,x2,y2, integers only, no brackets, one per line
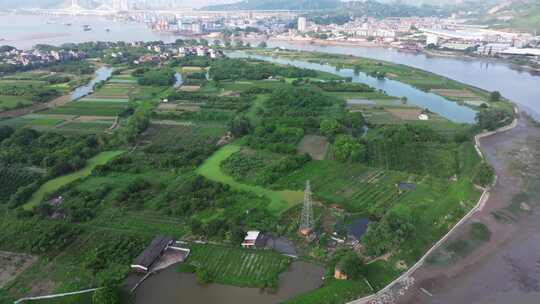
23,151,124,210
197,145,304,213
43,102,127,117
184,244,291,288
0,95,33,110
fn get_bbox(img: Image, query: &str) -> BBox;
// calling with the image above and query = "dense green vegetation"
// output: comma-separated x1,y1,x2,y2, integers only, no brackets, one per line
0,45,516,304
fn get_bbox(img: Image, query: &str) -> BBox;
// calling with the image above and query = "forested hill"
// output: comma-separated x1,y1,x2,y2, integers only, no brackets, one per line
202,0,448,18
201,0,341,11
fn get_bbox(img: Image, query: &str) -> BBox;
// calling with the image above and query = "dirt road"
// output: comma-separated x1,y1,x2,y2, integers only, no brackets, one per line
399,116,540,304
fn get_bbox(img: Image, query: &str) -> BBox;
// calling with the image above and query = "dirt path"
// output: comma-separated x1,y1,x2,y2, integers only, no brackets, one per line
398,116,540,304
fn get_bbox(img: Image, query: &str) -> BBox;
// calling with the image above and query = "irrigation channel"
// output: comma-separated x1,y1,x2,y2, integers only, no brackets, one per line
71,66,113,100
227,51,477,124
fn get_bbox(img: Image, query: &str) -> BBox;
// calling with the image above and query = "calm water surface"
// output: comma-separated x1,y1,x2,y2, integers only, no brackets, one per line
134,261,324,304
71,66,113,100
228,51,477,123
265,41,540,120
2,14,538,119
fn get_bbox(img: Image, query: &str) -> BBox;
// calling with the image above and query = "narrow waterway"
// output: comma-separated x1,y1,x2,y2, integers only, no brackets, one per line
71,66,113,100
134,261,324,304
227,51,477,123
264,41,540,121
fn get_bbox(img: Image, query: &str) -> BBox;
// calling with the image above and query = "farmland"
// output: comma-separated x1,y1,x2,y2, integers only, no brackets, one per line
0,43,514,304
182,244,291,288
197,145,304,213
23,151,125,211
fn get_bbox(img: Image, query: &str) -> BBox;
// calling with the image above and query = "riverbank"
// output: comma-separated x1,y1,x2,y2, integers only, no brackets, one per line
260,38,540,74
422,49,540,74
394,113,540,304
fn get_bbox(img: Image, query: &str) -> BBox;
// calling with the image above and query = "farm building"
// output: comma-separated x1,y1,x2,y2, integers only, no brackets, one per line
241,231,267,249
131,235,174,272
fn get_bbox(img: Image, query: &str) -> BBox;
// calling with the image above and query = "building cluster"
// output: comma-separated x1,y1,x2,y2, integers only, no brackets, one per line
130,10,295,36
130,43,223,65
0,47,86,67
421,24,540,63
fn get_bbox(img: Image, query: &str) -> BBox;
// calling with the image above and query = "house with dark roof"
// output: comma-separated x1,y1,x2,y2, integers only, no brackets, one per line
131,235,174,272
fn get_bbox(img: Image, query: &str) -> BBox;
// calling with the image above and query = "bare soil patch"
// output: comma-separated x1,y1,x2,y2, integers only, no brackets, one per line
386,108,422,120
431,89,479,98
298,135,328,160
76,115,116,122
0,251,36,288
179,85,201,92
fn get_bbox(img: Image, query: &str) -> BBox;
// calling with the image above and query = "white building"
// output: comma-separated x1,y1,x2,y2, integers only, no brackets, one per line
241,231,264,249
298,17,307,33
426,34,439,46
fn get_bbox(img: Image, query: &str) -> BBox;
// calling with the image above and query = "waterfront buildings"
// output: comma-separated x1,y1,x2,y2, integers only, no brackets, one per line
297,17,307,33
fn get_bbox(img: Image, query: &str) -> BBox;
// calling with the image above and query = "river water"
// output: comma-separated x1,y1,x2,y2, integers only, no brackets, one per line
2,14,538,119
264,41,540,121
71,66,113,100
134,261,324,304
228,51,477,123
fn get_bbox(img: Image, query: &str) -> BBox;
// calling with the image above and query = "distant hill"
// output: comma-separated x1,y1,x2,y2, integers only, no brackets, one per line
483,0,540,33
202,0,341,11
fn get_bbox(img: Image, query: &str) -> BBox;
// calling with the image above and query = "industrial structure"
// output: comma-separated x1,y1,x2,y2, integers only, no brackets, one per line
299,180,314,236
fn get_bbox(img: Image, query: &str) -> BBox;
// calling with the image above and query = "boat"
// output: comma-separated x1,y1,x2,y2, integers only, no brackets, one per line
83,25,92,31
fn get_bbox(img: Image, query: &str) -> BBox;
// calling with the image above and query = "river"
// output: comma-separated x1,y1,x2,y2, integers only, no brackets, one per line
71,66,113,100
133,261,324,304
228,51,477,123
2,14,538,119
264,41,540,121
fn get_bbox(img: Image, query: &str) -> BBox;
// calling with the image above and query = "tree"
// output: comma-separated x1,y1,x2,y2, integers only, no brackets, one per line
320,118,342,137
196,267,213,283
230,116,252,137
258,41,268,48
489,91,501,102
0,126,14,143
476,108,512,131
92,287,120,304
333,135,365,163
338,251,365,280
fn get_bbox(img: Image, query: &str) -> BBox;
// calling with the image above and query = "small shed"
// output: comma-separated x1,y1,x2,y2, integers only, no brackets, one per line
131,235,173,272
241,231,267,249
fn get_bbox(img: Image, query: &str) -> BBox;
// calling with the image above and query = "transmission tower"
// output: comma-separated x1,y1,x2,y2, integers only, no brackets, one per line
299,180,314,236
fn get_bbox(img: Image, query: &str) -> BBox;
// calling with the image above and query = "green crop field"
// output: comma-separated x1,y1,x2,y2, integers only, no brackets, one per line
23,151,124,210
43,102,127,116
79,98,129,103
0,95,33,110
56,121,112,134
185,244,291,288
197,145,304,213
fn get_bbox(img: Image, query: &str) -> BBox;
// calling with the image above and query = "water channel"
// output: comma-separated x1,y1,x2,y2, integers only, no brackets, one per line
228,50,477,124
71,66,113,100
264,41,540,121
